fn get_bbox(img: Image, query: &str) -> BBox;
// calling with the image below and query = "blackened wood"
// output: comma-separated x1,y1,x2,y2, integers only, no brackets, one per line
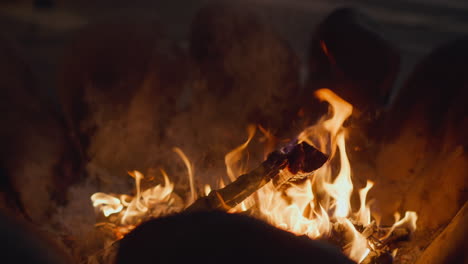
186,142,327,212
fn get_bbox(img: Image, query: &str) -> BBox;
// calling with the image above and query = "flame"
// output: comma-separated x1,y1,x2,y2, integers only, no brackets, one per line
204,184,211,196
91,169,175,227
224,125,256,212
225,124,256,182
343,219,371,263
251,89,415,263
381,211,418,241
90,88,417,263
356,180,374,226
323,131,353,218
173,147,196,205
253,88,371,262
90,193,123,217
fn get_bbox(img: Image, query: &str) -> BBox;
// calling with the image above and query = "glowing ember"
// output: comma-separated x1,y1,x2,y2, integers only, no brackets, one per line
90,89,418,263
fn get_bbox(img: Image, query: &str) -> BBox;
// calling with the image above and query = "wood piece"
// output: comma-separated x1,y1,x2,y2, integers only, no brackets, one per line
323,219,411,264
415,202,468,264
185,142,327,212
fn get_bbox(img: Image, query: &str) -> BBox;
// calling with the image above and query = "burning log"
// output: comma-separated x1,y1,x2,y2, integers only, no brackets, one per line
415,202,468,264
186,142,327,212
324,219,412,264
300,8,401,191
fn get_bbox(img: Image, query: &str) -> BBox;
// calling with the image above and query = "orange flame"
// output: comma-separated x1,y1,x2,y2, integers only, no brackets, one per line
90,88,417,263
225,124,256,182
173,148,196,205
91,169,175,226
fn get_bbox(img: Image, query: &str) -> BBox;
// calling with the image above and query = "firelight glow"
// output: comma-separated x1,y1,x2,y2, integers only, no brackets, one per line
90,88,418,263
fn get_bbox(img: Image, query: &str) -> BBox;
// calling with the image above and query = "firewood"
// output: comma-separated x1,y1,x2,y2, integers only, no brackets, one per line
325,220,410,252
186,142,327,212
415,202,468,264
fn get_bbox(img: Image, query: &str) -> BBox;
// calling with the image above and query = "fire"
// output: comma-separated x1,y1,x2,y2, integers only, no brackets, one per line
250,88,372,262
225,124,256,182
91,169,177,226
226,88,417,263
90,88,417,263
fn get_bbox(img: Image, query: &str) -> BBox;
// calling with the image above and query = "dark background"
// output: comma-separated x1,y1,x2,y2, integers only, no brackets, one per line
1,0,467,105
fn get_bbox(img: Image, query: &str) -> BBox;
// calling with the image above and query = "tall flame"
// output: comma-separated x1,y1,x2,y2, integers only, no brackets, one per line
225,124,256,182
90,88,417,263
173,147,196,205
254,89,374,262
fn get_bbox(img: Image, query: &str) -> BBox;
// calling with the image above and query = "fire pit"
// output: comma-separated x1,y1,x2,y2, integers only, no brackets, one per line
0,1,466,264
90,88,418,264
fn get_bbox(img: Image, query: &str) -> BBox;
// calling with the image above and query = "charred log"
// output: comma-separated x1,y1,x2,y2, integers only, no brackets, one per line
186,142,327,212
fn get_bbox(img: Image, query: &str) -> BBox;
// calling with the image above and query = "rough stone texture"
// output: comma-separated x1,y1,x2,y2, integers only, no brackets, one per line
159,3,303,188
57,21,188,185
0,210,71,264
298,8,403,218
415,202,468,264
189,3,301,136
372,36,468,228
304,7,400,125
0,37,77,223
